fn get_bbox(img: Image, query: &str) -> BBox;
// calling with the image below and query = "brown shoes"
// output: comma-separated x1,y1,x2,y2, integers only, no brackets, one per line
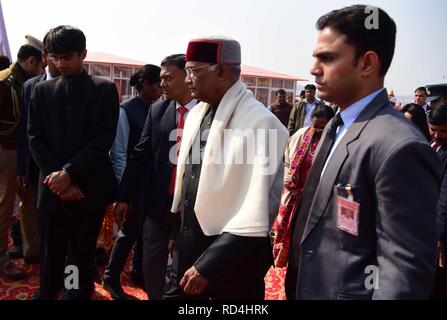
0,262,26,280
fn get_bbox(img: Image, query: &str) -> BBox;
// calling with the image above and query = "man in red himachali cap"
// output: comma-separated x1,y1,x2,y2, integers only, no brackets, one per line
164,36,288,300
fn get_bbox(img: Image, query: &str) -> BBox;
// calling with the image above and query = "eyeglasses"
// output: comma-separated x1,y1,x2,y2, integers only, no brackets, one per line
185,64,217,79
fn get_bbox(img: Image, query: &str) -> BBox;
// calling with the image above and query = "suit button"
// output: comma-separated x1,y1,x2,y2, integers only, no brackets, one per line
184,200,189,207
182,226,189,233
191,173,196,180
305,250,314,257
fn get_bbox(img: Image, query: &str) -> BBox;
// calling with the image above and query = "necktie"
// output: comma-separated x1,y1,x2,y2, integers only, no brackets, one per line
169,106,189,196
291,113,344,265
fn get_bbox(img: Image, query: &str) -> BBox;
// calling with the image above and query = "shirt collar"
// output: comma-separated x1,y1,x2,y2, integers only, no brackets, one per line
176,99,198,111
339,88,385,130
46,70,54,81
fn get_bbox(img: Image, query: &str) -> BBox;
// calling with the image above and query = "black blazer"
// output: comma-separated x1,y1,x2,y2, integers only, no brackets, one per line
28,72,119,215
118,99,177,220
17,73,46,180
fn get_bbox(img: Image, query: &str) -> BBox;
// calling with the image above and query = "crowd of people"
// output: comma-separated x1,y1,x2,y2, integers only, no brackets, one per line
0,4,446,300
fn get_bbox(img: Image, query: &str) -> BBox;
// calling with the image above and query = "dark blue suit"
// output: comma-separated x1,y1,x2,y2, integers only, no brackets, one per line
17,73,46,182
103,96,152,289
117,99,181,299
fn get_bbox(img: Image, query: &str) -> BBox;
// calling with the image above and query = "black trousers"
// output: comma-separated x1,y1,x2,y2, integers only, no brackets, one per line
142,210,174,300
103,201,145,285
163,236,270,300
431,267,447,300
39,207,104,300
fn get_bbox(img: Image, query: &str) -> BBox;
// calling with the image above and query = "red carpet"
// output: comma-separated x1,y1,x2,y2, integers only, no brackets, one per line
0,242,286,300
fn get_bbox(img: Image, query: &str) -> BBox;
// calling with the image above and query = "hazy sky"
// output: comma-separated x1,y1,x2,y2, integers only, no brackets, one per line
2,0,446,95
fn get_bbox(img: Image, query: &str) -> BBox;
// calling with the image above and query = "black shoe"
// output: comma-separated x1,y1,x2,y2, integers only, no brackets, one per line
7,246,23,259
24,255,40,265
102,278,130,300
131,272,145,290
31,289,42,300
96,247,108,267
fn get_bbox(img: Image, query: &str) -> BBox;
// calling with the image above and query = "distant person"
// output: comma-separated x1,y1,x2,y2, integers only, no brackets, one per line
426,84,447,110
0,55,11,70
113,54,198,300
288,84,325,135
269,89,293,128
271,104,334,299
414,87,430,113
103,64,162,299
400,103,431,141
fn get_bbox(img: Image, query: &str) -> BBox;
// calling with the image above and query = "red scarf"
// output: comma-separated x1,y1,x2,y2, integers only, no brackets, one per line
271,127,320,267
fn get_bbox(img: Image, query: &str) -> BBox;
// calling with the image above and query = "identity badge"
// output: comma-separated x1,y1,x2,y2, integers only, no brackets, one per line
335,184,360,236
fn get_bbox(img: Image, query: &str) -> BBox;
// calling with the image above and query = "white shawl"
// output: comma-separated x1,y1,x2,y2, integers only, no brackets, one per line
171,81,288,237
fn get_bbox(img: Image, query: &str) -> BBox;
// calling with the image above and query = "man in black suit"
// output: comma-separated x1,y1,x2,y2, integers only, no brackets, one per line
28,26,119,300
17,31,61,251
114,54,198,300
428,103,447,299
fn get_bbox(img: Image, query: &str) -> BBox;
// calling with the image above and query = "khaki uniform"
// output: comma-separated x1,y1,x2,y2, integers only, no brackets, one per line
0,64,39,267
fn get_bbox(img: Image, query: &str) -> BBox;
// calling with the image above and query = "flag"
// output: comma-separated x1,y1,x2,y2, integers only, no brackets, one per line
0,0,11,60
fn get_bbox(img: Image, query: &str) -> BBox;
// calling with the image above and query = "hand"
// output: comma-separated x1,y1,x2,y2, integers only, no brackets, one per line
113,202,129,228
60,184,85,201
44,170,71,196
437,241,445,268
17,176,29,191
168,239,175,257
180,266,209,296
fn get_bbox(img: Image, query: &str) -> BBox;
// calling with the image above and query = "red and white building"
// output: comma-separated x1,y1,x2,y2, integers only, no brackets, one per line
84,52,307,105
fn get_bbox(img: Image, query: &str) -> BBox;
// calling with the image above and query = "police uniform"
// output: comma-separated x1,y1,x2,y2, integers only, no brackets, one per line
0,35,42,272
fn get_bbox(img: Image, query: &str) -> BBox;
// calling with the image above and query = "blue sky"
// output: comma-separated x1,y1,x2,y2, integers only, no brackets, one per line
2,0,446,95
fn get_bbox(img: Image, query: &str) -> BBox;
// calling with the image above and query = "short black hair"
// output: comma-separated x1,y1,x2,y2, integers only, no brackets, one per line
429,104,447,126
17,45,41,63
0,55,11,70
401,103,431,141
311,104,335,119
161,54,186,70
414,87,427,95
130,64,161,91
300,90,306,98
42,29,52,54
316,5,396,76
276,89,286,96
305,84,316,91
47,25,86,54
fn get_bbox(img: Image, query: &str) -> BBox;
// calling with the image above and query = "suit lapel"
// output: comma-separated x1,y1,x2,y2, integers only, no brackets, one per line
160,100,177,147
301,90,391,243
